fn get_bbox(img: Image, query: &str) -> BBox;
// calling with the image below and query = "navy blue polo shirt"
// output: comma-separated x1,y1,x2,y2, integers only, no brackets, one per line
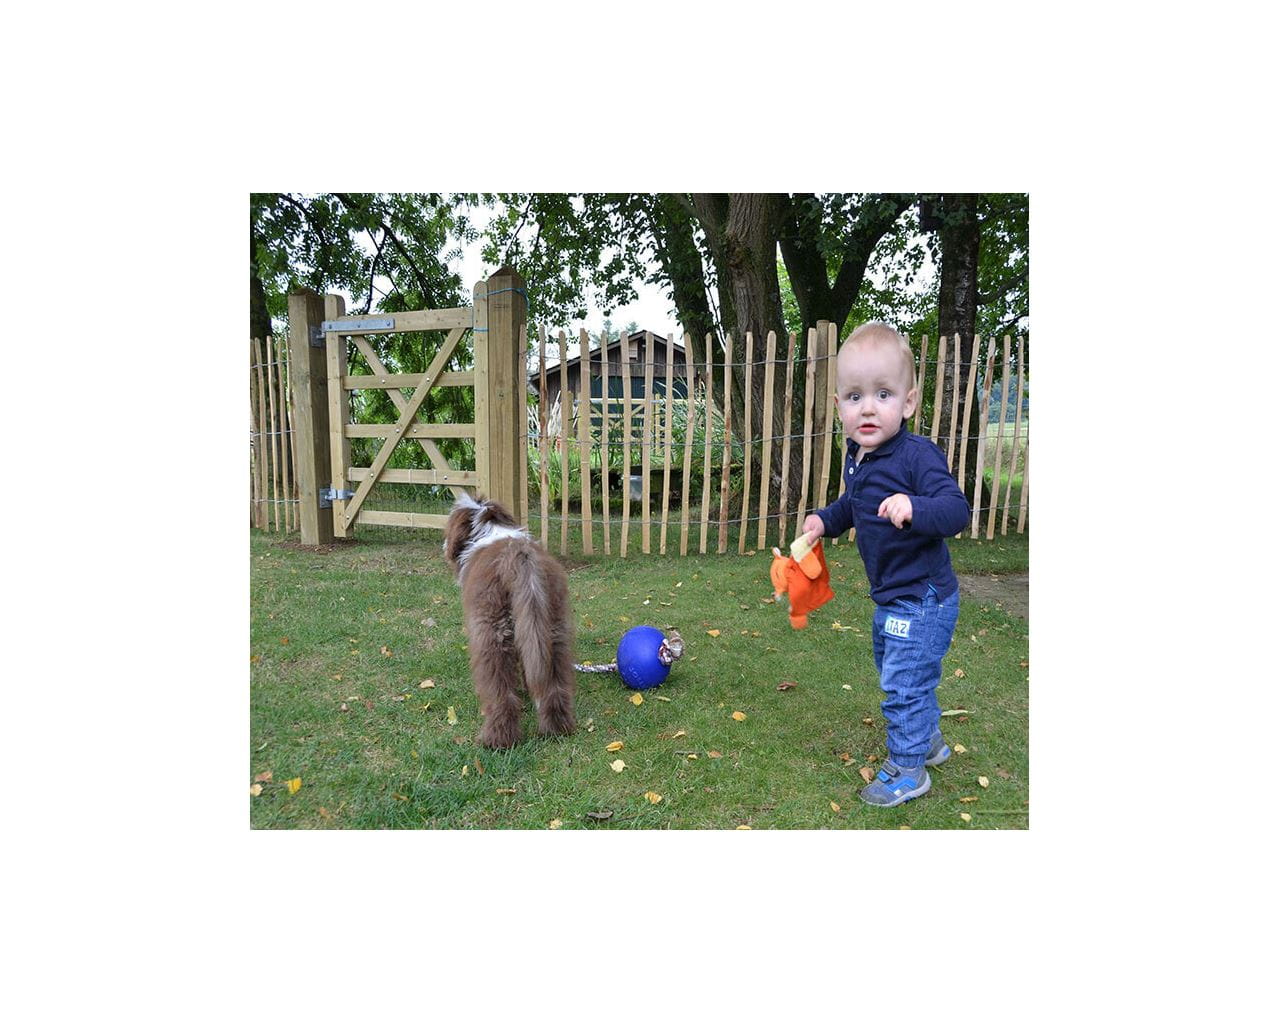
813,424,971,606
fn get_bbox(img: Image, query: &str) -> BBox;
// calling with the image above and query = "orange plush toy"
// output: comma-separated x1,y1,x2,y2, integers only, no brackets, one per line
770,534,836,629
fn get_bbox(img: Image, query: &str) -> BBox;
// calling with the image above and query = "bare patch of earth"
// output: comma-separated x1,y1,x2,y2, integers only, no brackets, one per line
957,573,1028,619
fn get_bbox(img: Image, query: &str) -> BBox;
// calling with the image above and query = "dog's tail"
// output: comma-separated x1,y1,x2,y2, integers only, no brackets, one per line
508,544,575,735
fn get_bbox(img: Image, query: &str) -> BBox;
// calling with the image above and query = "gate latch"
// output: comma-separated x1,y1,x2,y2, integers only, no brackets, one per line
320,487,355,508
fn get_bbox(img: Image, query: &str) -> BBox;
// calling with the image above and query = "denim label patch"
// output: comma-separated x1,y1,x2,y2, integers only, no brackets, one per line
885,616,911,638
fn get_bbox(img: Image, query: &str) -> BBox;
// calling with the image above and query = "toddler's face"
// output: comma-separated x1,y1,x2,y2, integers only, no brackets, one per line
834,339,918,454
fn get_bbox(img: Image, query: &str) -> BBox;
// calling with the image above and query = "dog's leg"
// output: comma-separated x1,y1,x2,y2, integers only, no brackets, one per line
471,627,524,749
530,625,576,737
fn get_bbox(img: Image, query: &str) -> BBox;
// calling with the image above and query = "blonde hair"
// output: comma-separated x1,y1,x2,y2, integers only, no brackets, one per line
843,321,916,391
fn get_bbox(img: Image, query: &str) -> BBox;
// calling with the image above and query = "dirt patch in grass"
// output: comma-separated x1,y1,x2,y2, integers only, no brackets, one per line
275,538,361,555
957,572,1028,619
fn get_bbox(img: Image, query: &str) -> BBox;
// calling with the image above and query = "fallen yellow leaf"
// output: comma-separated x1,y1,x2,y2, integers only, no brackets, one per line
862,717,874,725
461,765,469,777
859,765,875,783
707,629,721,637
736,825,752,830
731,711,746,722
960,812,972,823
286,777,302,794
549,819,563,829
830,801,841,812
953,668,965,678
644,792,663,804
959,796,979,803
249,784,263,797
381,646,392,657
610,759,626,772
654,695,672,702
954,744,967,754
606,741,624,752
496,787,516,795
420,679,435,688
842,684,853,690
686,753,698,760
630,693,644,706
447,706,458,725
672,730,687,739
978,776,990,788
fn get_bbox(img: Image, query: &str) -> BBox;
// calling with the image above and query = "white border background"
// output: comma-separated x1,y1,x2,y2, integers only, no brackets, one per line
5,2,1271,1019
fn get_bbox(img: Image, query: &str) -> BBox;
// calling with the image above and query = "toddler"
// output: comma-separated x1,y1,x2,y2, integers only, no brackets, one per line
802,323,970,807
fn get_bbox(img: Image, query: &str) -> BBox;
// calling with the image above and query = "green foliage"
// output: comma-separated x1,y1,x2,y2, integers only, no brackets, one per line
251,192,477,329
475,194,660,326
975,194,1029,337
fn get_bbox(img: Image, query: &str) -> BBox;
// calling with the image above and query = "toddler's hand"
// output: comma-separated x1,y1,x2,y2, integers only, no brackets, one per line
801,514,825,546
878,493,913,529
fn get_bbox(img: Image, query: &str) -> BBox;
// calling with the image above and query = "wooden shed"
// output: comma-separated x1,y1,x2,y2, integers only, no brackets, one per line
530,330,692,415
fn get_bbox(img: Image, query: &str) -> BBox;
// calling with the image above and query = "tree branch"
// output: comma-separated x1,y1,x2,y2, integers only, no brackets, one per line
277,193,331,258
999,309,1029,333
978,267,1023,307
828,195,913,319
501,195,535,266
778,194,827,328
362,228,387,314
334,193,438,307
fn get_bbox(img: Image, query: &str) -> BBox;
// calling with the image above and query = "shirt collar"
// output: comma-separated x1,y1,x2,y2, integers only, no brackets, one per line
846,420,912,461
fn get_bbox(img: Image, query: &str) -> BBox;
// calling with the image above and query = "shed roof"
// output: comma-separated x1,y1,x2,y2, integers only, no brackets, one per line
528,329,685,379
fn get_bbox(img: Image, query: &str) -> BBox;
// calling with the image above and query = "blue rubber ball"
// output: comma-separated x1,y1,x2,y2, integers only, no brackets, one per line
616,625,671,690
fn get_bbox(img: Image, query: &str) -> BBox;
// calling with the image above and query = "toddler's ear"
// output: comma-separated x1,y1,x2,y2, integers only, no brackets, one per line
903,385,920,420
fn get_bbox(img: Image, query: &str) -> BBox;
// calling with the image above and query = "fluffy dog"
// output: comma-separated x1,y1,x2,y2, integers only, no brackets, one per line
442,494,576,748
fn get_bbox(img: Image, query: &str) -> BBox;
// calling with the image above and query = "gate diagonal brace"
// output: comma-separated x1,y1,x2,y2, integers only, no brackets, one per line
320,487,355,509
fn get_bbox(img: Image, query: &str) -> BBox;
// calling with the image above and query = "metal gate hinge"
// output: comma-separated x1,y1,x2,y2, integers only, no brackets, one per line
321,316,395,334
320,487,355,508
309,326,324,347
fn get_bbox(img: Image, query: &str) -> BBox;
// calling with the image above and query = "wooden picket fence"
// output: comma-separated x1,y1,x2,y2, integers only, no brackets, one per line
250,292,1029,553
249,335,297,532
523,327,1029,557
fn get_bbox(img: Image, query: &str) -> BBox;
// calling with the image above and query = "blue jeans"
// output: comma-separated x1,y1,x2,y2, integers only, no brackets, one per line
872,584,960,768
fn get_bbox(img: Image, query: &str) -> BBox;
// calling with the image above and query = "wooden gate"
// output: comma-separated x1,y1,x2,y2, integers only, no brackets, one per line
286,267,526,546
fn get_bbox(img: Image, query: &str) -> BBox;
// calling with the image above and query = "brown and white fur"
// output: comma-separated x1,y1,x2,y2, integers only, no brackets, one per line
442,494,576,748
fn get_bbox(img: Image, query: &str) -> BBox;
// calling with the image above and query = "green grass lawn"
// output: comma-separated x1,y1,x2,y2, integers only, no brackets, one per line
249,519,1028,829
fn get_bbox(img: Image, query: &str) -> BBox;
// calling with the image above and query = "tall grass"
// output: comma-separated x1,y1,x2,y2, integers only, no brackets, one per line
527,381,741,508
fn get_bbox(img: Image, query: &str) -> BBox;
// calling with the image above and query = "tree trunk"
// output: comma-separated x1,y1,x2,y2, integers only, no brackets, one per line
250,232,272,343
780,193,913,331
924,193,982,496
690,193,821,533
646,194,717,383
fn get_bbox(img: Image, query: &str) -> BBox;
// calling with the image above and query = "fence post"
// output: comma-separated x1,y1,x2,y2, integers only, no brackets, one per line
286,288,333,546
479,265,527,520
